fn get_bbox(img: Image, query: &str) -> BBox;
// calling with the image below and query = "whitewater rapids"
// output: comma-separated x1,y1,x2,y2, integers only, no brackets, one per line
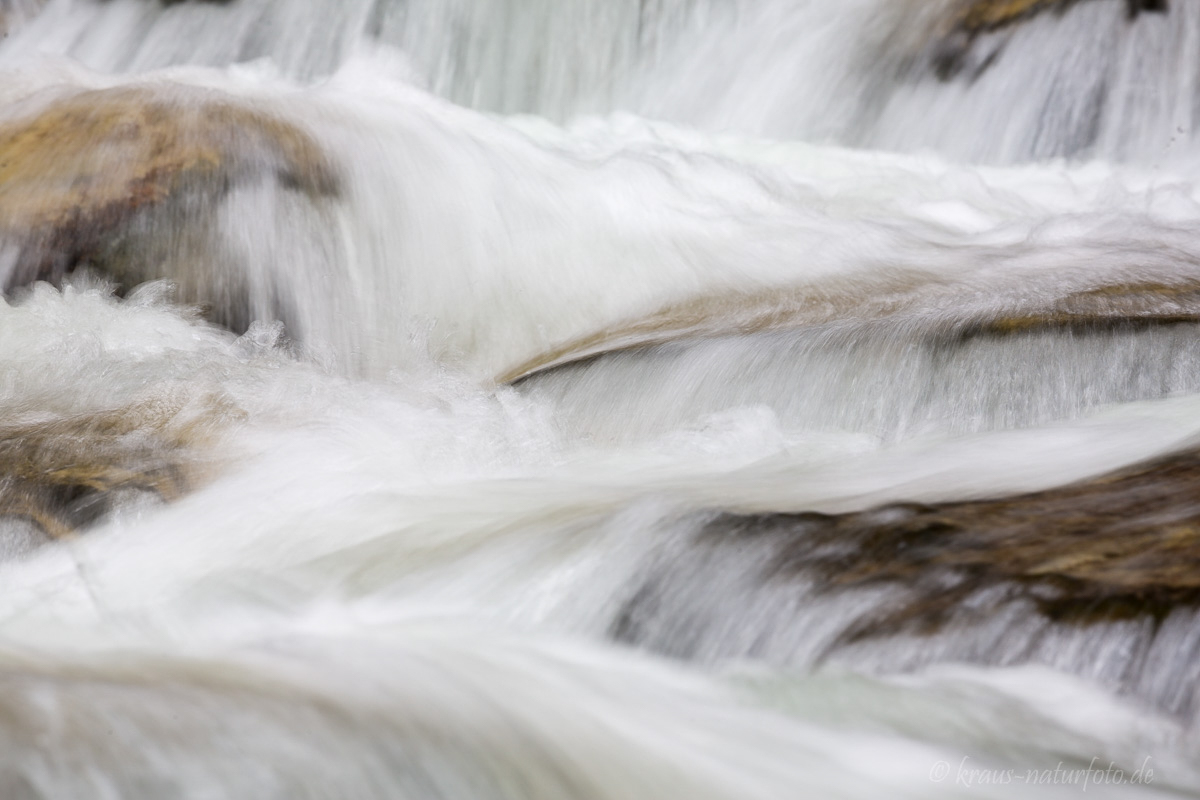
0,0,1198,797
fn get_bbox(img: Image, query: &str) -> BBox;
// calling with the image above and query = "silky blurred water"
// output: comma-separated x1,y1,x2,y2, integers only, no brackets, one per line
0,0,1199,797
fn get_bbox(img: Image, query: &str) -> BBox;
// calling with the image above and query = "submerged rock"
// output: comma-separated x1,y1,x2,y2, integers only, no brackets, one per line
0,86,340,331
958,0,1167,33
934,0,1169,79
958,281,1200,338
756,447,1200,635
507,278,1200,385
613,446,1200,715
957,0,1065,32
0,396,236,546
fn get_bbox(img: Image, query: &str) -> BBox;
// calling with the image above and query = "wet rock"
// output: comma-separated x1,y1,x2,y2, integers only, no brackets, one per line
678,446,1200,641
935,0,1168,79
507,278,1200,385
957,0,1167,33
956,281,1200,338
0,396,237,547
611,447,1200,716
0,86,340,331
772,451,1200,633
957,0,1076,34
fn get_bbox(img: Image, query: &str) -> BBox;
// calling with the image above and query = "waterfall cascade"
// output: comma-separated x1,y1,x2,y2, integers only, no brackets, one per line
1,0,1199,797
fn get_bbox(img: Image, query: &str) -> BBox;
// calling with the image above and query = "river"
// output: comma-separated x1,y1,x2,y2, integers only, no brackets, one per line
0,0,1197,797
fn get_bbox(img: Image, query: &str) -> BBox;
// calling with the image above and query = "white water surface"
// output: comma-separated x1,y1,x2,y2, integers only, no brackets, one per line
1,0,1200,797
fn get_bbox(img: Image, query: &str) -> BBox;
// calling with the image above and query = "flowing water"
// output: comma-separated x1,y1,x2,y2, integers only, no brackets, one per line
1,0,1199,797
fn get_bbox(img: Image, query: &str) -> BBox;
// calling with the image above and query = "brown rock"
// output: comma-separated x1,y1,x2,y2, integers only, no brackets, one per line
933,0,1168,79
505,278,1200,386
958,281,1200,338
0,86,340,319
713,446,1200,642
957,0,1165,34
0,394,239,543
957,0,1071,33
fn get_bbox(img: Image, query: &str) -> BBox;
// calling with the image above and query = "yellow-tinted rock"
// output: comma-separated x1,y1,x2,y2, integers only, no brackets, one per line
0,394,239,540
950,0,1166,32
956,0,1068,33
0,86,339,290
933,0,1167,79
956,0,1166,33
